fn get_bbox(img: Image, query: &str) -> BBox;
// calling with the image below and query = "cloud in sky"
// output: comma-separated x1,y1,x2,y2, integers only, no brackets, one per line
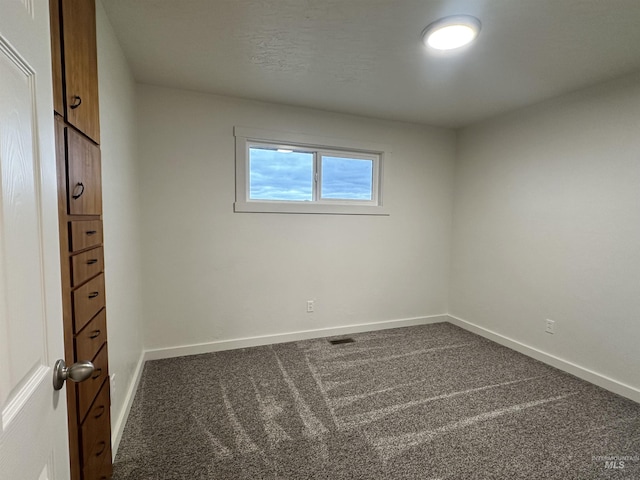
249,148,373,201
250,149,313,200
321,156,372,200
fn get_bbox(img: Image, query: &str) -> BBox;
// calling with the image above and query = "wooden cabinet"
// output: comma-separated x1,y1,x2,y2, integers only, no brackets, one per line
60,0,100,143
50,0,101,142
67,128,102,215
50,1,112,479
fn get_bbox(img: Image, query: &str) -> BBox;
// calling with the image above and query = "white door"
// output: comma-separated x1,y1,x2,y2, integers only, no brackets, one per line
0,0,70,479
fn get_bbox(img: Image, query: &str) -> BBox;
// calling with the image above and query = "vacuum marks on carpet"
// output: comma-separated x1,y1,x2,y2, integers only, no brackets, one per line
113,323,640,479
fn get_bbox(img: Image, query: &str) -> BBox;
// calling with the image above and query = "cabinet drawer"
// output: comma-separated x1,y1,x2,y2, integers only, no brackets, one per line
77,344,109,421
71,246,103,287
82,454,112,480
73,274,105,333
66,127,102,215
69,220,102,252
81,380,111,467
75,309,106,362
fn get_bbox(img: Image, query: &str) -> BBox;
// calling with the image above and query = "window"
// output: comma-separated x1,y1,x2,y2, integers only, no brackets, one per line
235,127,388,215
248,144,377,204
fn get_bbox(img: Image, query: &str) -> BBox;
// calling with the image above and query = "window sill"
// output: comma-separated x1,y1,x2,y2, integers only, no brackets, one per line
234,201,389,216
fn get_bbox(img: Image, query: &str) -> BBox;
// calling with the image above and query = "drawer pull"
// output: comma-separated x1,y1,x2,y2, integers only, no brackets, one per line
85,230,97,236
88,291,99,299
92,368,102,379
70,95,82,109
95,441,106,457
93,404,106,419
71,182,85,199
86,259,98,265
89,329,101,339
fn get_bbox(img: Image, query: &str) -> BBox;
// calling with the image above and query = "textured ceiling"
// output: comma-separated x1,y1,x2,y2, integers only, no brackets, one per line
102,0,640,127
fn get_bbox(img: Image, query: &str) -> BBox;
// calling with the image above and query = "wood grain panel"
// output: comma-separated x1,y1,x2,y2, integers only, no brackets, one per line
72,274,105,333
82,443,112,480
77,344,109,421
61,0,100,142
69,219,102,252
74,308,106,362
70,246,103,287
80,380,111,465
66,127,102,215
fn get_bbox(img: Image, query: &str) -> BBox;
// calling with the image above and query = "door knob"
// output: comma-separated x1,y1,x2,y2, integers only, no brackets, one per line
53,359,94,391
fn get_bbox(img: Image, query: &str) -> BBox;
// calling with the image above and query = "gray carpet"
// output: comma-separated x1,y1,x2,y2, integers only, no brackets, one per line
113,323,640,479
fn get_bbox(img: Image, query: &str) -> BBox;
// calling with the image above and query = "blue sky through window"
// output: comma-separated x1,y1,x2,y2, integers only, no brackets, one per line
249,147,374,202
249,148,313,201
321,156,373,200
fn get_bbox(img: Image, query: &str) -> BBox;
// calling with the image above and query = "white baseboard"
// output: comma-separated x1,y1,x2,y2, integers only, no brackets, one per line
144,314,448,361
111,351,146,458
447,314,640,404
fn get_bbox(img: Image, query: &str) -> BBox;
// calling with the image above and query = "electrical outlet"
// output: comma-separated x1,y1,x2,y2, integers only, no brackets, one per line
545,319,555,334
307,300,314,313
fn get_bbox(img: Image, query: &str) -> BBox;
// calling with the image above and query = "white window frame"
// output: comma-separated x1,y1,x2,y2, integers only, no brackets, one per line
234,126,389,215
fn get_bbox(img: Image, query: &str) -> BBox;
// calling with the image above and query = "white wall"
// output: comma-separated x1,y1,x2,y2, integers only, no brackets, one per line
450,73,640,394
96,1,145,438
136,85,456,351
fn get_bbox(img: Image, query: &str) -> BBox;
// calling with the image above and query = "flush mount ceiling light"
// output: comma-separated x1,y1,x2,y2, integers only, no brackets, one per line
421,15,481,51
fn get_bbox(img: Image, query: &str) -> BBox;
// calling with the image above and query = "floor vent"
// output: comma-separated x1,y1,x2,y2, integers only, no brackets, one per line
328,338,355,345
